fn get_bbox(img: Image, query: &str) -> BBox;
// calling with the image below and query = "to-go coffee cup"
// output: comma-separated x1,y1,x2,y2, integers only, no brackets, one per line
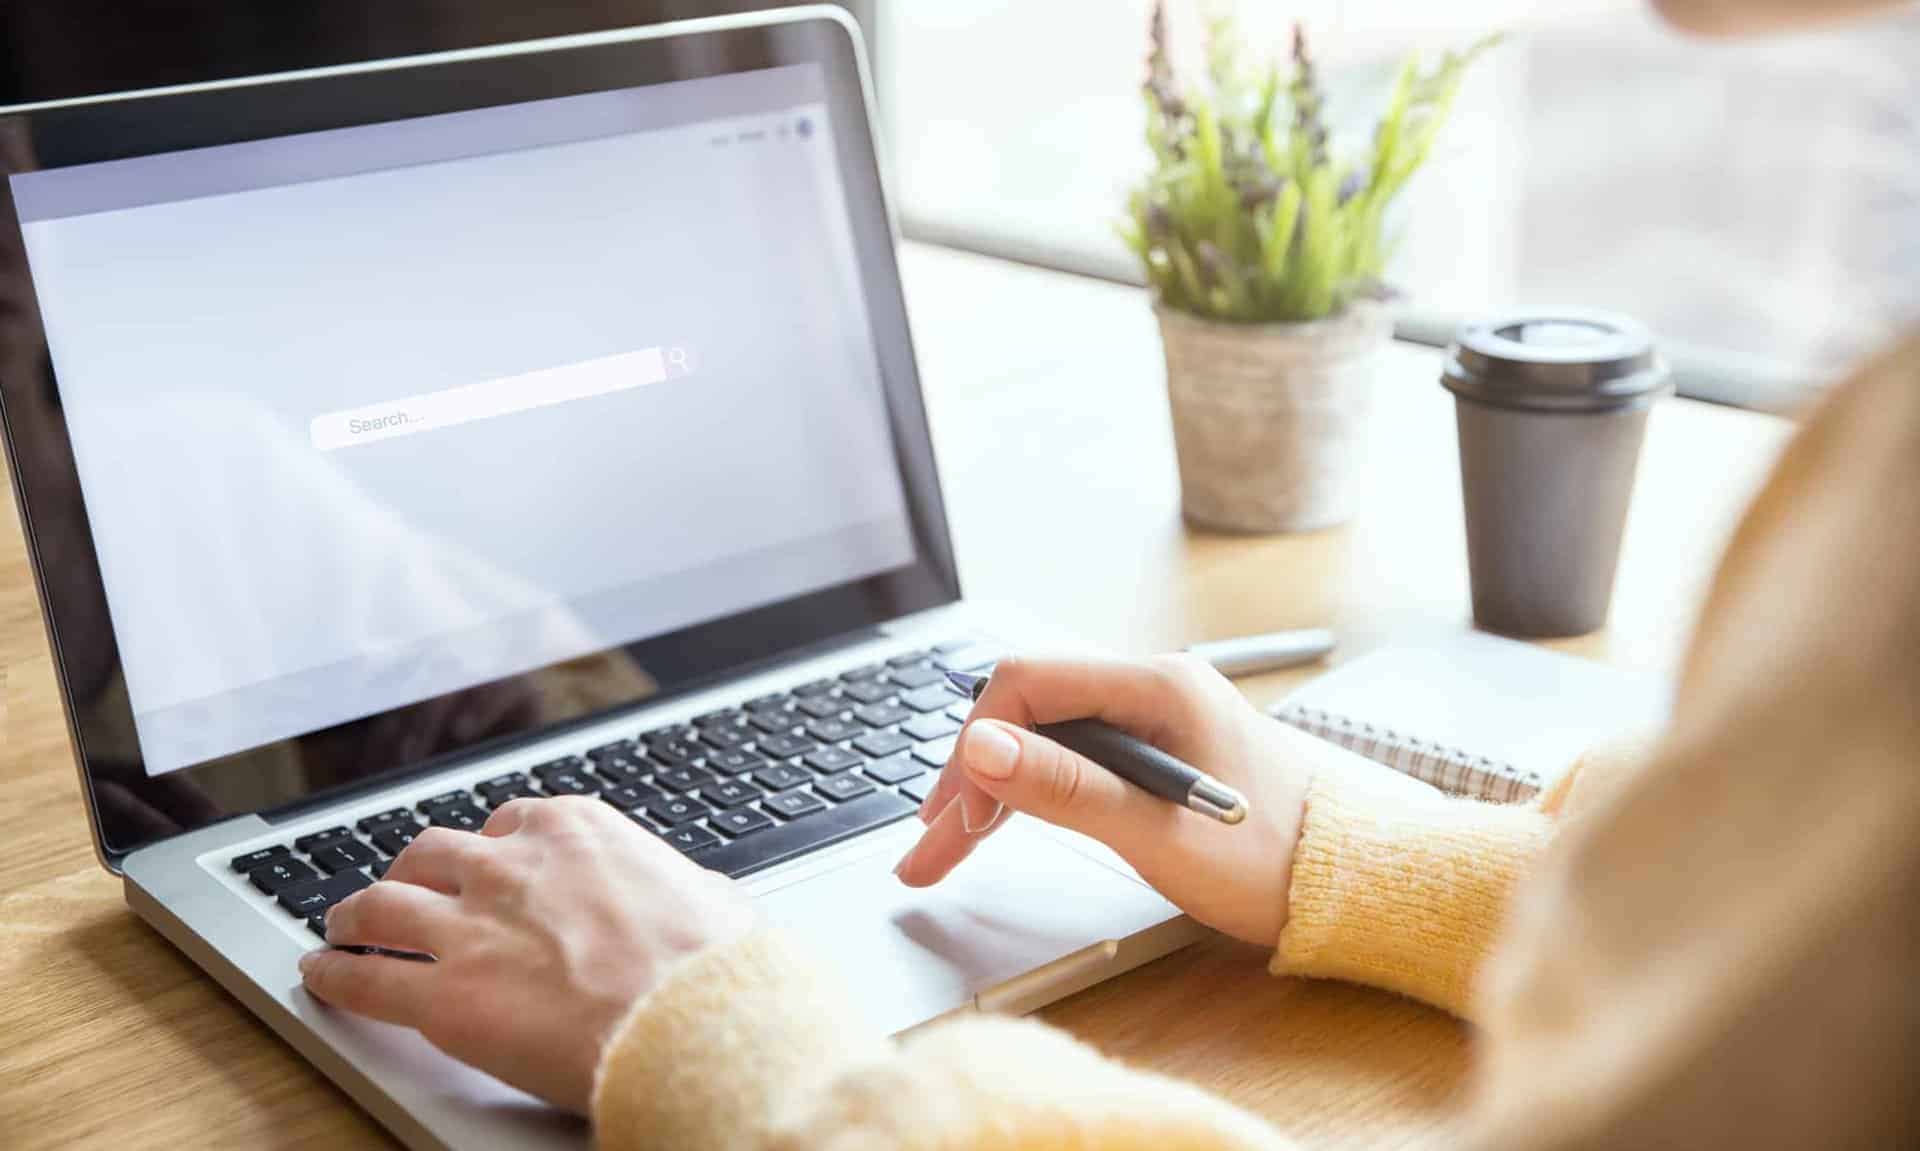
1442,311,1672,638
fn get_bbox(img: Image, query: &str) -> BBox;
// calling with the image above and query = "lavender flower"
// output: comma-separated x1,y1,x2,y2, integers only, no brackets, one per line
1290,26,1329,168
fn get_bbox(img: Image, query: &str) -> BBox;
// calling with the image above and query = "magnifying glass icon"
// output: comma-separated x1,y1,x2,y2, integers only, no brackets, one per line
665,346,694,376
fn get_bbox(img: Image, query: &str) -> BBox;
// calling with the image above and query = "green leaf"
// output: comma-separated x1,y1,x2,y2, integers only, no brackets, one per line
1263,179,1302,280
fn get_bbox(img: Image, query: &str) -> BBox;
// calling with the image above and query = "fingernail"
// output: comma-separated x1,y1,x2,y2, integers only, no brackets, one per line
960,795,1004,835
964,721,1020,781
298,951,320,975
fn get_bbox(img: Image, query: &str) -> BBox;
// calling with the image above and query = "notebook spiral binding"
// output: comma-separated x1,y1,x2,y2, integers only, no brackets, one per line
1271,703,1544,804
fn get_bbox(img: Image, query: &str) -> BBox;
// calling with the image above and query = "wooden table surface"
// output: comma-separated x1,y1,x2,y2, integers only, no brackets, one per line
0,242,1792,1148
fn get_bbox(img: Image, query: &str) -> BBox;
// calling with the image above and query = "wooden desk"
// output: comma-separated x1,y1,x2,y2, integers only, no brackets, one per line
0,243,1791,1148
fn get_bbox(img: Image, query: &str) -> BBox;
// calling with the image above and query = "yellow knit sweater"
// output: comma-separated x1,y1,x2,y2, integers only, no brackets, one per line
590,332,1920,1150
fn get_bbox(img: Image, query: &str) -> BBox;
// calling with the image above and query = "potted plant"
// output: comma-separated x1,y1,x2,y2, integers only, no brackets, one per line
1122,7,1497,532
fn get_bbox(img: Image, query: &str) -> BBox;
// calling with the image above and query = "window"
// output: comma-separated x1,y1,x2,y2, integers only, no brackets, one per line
878,1,1920,409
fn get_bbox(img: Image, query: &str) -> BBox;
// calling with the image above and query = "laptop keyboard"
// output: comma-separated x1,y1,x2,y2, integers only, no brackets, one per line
229,639,999,939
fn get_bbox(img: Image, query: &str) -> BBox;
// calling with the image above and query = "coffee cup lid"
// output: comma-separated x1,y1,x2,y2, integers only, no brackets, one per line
1442,310,1671,412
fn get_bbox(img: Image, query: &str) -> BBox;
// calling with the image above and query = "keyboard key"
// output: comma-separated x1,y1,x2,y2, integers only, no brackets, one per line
702,791,915,878
475,772,533,805
478,784,537,809
852,729,914,759
600,784,665,812
294,826,353,853
803,746,864,774
902,713,961,742
752,763,813,792
885,650,930,668
763,790,827,820
815,773,876,802
946,701,974,724
590,753,650,786
586,740,637,761
864,753,926,785
748,710,801,735
889,665,946,689
248,857,320,895
711,807,775,837
758,733,816,759
853,702,912,728
900,684,958,713
700,779,764,809
307,913,329,939
369,858,390,879
837,663,887,682
645,795,713,826
370,823,421,856
539,768,599,797
934,645,1000,673
276,868,371,917
842,680,896,705
530,756,588,781
641,724,699,746
229,845,290,874
743,692,792,713
791,678,838,697
428,803,488,831
479,784,536,808
706,748,766,774
692,707,747,728
698,725,754,751
647,739,705,767
913,736,959,768
354,809,414,835
309,838,378,874
795,695,847,720
899,774,939,804
653,765,717,793
804,717,863,743
657,823,721,854
415,789,470,813
931,637,979,653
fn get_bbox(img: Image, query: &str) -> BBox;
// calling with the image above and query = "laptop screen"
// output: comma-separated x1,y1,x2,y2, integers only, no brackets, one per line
2,32,950,831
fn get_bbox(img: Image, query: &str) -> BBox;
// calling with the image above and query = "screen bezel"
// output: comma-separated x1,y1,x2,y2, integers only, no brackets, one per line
0,10,961,868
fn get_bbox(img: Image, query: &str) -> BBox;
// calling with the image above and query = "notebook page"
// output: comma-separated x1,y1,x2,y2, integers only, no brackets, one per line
1275,632,1671,788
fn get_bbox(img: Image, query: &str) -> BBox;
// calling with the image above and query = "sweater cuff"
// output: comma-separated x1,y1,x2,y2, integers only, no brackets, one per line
591,927,878,1151
1272,760,1553,1019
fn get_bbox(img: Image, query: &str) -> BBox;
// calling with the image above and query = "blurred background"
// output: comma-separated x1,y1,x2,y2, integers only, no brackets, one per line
6,0,1916,411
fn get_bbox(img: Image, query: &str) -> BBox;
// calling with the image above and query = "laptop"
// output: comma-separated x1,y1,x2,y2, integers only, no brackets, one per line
0,8,1195,1147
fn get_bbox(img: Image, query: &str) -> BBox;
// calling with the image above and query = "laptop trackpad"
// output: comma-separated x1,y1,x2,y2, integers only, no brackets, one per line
747,817,1179,1034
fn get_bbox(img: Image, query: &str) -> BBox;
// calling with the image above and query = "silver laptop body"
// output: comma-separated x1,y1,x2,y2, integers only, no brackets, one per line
0,9,1191,1148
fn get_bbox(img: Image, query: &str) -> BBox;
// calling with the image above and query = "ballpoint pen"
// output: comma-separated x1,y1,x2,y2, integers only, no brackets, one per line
944,671,1249,825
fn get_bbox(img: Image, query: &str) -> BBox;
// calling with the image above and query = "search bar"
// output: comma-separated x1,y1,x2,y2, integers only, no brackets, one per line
311,346,680,451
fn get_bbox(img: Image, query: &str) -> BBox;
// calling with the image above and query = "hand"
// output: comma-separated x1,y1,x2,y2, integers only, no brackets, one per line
299,796,755,1114
893,654,1318,948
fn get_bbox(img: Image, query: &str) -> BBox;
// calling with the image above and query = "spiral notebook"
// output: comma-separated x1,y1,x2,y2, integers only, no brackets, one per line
1269,632,1672,803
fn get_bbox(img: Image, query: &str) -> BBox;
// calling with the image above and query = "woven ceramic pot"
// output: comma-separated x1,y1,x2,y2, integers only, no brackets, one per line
1156,302,1390,533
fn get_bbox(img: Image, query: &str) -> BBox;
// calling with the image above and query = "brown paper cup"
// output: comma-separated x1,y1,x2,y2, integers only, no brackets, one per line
1442,313,1672,638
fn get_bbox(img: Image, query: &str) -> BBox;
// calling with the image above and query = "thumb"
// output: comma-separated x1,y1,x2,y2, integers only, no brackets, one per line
958,718,1172,856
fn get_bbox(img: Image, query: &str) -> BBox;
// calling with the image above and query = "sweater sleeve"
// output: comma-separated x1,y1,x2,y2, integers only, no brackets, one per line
1271,754,1558,1019
591,928,1297,1151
